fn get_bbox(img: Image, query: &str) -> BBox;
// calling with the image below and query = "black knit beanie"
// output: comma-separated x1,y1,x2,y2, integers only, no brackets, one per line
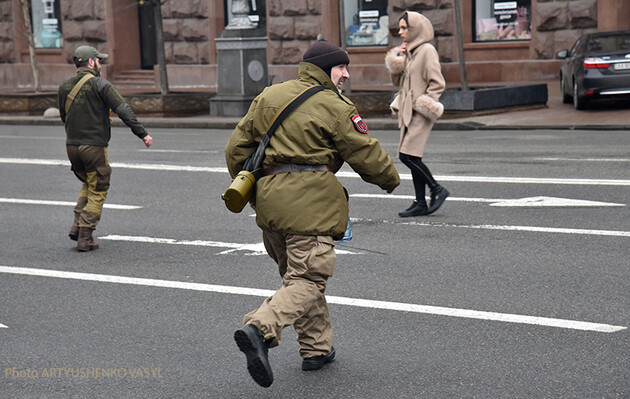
302,40,350,77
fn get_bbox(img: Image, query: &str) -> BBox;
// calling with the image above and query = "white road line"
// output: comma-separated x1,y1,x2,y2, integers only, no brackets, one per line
0,158,70,167
137,149,219,154
0,135,63,140
534,157,630,163
98,235,360,255
0,158,224,173
102,222,630,244
0,265,624,333
2,158,630,186
0,323,7,328
417,175,630,186
0,198,142,210
350,194,625,207
339,171,630,186
487,196,624,207
351,218,630,237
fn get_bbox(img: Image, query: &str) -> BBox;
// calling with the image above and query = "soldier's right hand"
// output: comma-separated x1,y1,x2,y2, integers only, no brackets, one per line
143,135,153,148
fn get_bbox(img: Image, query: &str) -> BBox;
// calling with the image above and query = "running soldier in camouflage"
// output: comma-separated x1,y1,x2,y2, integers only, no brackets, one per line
227,40,400,387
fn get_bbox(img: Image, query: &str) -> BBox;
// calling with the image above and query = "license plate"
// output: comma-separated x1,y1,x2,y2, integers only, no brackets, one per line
613,62,630,70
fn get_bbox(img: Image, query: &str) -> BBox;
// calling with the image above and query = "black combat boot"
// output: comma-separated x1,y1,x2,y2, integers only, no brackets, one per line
398,199,428,217
77,227,99,252
234,324,273,387
302,347,336,371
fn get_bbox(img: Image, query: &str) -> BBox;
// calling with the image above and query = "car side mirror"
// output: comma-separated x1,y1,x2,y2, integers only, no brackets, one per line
556,49,568,59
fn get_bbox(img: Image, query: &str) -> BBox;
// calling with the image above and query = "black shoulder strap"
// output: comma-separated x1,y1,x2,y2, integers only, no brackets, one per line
247,85,324,173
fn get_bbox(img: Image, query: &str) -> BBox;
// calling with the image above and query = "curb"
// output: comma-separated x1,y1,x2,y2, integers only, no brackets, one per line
0,116,628,131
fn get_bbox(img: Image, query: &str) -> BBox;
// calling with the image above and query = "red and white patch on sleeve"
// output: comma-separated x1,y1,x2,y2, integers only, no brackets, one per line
351,114,369,134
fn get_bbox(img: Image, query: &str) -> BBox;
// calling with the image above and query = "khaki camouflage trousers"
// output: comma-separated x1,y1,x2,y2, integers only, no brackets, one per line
67,145,111,230
243,231,336,359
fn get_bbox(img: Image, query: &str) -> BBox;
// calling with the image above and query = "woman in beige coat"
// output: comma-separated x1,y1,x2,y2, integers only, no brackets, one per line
385,11,449,217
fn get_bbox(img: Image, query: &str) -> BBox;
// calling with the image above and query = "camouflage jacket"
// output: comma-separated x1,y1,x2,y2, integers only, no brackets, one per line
225,62,400,238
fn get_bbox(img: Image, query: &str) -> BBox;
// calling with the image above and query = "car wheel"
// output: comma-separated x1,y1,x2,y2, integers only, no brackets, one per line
573,81,588,110
560,75,571,104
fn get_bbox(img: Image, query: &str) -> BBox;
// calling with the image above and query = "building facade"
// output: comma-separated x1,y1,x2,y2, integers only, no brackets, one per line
1,0,629,93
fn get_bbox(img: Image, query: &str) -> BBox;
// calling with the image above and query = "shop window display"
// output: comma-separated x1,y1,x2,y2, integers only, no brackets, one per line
474,0,531,42
32,0,63,49
343,0,389,47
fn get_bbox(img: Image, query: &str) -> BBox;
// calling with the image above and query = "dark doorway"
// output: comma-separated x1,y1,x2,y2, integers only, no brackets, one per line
138,4,157,70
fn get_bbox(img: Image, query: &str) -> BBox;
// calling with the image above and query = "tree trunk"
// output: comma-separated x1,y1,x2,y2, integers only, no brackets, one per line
20,0,41,92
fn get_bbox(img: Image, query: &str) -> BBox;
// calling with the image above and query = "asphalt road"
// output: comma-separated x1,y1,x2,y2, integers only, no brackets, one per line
1,124,628,398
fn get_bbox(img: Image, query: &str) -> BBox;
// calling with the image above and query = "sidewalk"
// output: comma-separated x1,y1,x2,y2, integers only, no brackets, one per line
434,80,630,131
1,81,628,130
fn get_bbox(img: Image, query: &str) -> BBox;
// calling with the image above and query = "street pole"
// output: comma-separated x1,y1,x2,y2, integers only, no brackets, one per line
454,0,469,90
338,0,351,95
152,0,169,94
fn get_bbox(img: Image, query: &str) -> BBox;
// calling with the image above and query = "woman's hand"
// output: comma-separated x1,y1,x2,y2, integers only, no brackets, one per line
397,42,408,56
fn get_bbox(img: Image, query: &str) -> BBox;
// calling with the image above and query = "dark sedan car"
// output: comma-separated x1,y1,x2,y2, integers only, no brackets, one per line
557,30,630,109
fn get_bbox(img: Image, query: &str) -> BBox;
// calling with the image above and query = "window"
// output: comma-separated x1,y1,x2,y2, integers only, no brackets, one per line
569,37,584,57
32,0,63,49
474,0,531,42
343,0,388,47
588,33,630,53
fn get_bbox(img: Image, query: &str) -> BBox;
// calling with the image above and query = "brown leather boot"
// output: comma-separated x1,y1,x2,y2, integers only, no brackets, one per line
77,227,99,252
69,214,80,241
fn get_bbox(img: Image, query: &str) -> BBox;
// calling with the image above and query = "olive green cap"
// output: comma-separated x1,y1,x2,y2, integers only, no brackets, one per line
73,45,108,62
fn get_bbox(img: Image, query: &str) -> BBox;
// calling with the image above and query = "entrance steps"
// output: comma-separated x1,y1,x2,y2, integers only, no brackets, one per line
111,69,156,91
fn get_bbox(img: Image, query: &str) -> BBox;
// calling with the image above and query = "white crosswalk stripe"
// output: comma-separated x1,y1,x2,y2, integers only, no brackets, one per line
0,265,625,333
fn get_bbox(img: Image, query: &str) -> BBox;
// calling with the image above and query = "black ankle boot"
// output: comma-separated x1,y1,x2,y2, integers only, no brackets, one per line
403,201,417,212
427,186,450,215
398,200,428,217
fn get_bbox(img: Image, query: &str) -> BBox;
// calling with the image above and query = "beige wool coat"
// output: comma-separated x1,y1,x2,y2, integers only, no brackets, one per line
385,11,446,157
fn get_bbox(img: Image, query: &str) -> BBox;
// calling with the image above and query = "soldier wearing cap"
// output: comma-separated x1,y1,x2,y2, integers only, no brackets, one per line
226,40,400,387
58,45,153,252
